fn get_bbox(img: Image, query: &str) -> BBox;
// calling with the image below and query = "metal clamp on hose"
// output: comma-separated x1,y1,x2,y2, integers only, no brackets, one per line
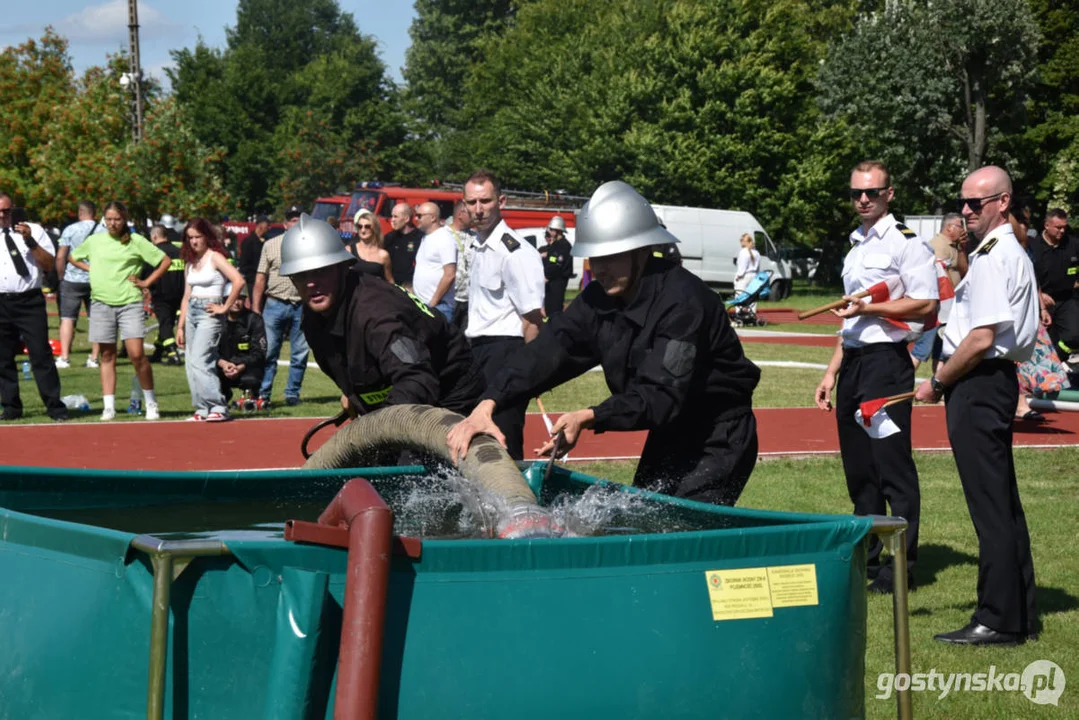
301,410,350,459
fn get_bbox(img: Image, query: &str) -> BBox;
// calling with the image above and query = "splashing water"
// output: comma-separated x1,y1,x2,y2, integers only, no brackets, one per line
27,469,710,540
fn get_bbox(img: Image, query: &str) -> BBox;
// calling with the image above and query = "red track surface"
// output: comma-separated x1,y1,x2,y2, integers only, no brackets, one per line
739,335,836,347
3,406,1077,471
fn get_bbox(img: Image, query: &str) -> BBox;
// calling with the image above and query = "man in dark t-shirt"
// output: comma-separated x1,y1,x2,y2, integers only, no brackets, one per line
383,202,420,289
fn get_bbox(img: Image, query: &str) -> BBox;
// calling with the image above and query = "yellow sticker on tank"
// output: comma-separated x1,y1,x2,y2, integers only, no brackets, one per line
705,569,773,621
705,563,818,621
767,564,819,608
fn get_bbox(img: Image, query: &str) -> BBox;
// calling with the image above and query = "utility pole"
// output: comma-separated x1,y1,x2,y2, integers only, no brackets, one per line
127,0,144,142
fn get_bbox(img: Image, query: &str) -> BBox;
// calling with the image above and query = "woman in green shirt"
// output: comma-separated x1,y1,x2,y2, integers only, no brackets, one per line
70,201,170,421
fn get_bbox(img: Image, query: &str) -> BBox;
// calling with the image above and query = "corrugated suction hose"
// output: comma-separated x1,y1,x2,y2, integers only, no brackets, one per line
302,404,557,538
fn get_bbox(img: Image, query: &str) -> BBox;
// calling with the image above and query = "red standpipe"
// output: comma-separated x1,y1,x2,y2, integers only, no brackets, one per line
317,479,394,720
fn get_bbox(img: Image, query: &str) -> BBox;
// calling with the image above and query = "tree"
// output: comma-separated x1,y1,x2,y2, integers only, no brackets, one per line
0,31,228,225
170,0,409,214
402,0,516,133
1025,0,1079,210
0,29,75,204
455,0,858,248
818,0,1040,211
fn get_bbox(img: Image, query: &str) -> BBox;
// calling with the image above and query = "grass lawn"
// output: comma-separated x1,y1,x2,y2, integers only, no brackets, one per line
574,450,1079,720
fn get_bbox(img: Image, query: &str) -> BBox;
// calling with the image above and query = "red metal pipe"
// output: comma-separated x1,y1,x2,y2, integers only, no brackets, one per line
317,479,394,720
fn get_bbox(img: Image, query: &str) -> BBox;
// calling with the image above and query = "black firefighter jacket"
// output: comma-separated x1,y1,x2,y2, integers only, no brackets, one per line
302,270,482,415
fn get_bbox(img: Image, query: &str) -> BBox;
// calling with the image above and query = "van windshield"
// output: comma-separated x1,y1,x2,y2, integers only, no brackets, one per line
755,231,778,260
345,191,382,221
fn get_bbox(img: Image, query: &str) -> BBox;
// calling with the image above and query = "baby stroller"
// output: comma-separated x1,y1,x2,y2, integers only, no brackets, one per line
725,270,773,327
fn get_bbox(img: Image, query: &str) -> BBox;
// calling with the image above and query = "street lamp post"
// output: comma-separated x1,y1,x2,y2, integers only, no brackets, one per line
127,0,144,142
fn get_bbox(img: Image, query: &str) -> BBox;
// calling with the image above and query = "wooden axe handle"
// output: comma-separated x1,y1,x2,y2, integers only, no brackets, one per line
883,391,917,408
797,289,871,320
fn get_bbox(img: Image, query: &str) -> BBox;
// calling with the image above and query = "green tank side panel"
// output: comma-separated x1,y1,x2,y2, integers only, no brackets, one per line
0,464,873,719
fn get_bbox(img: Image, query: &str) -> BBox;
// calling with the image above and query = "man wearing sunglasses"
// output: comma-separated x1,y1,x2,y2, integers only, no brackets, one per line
814,160,938,595
914,166,1039,646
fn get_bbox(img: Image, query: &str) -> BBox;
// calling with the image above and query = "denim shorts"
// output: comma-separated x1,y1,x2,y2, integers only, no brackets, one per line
88,301,146,342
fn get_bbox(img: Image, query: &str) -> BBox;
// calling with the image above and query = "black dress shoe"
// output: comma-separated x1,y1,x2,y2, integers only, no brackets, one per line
934,620,1026,646
0,411,22,421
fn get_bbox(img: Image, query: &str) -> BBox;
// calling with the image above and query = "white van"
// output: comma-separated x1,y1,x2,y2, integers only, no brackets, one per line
515,204,793,299
652,204,792,299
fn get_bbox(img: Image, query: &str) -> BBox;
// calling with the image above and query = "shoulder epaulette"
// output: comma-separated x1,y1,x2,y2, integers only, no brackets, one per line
896,223,918,239
501,233,520,252
975,237,999,255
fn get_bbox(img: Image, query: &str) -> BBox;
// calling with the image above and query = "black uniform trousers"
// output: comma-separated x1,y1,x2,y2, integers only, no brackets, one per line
0,289,66,419
216,366,264,402
544,279,568,318
945,358,1037,634
152,298,181,360
452,301,469,333
635,407,758,506
836,342,920,583
471,335,527,460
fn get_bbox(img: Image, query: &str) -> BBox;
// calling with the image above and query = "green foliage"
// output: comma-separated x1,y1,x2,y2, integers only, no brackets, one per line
454,0,858,248
169,0,408,215
818,0,1040,211
0,30,74,204
0,32,228,225
1026,0,1079,209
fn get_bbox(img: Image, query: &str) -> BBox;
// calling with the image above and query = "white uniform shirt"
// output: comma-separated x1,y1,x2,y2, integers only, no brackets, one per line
412,226,458,305
466,220,545,339
942,224,1037,363
0,222,54,293
840,213,938,346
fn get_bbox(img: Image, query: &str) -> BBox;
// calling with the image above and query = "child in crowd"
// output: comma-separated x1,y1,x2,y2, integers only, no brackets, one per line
216,289,267,411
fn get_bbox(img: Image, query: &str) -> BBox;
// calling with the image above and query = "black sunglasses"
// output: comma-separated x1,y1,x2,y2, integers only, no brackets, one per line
955,193,1003,213
848,187,889,200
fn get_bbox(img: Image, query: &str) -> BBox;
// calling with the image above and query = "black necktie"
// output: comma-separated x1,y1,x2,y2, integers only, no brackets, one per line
4,228,30,278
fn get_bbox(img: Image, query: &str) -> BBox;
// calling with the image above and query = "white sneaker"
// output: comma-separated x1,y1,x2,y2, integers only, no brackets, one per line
54,357,70,369
85,357,99,369
100,408,116,421
145,402,160,421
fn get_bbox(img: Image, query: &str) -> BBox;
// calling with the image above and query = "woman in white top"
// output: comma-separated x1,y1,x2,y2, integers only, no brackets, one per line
734,233,760,312
176,217,245,421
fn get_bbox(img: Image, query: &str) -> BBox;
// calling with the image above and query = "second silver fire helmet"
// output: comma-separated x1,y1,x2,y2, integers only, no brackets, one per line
572,181,678,258
278,213,355,277
547,215,567,232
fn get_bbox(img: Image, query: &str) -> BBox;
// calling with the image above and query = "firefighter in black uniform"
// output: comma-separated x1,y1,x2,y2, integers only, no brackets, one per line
216,289,267,409
147,223,185,364
448,181,761,505
1030,208,1079,364
279,214,484,417
539,215,574,317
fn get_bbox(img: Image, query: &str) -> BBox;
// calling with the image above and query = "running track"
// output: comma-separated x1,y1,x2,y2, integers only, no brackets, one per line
3,407,1077,471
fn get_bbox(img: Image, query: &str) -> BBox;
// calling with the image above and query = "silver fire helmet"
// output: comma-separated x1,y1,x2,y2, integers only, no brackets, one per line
572,181,677,258
547,215,567,232
278,213,355,277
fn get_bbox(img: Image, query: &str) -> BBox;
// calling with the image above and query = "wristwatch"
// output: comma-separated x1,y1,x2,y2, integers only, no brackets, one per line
930,376,946,394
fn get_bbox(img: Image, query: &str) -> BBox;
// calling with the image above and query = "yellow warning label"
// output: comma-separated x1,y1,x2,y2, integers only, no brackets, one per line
705,569,774,621
705,564,819,621
767,564,819,608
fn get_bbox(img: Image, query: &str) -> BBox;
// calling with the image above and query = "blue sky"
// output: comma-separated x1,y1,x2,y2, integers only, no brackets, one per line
2,1,417,85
